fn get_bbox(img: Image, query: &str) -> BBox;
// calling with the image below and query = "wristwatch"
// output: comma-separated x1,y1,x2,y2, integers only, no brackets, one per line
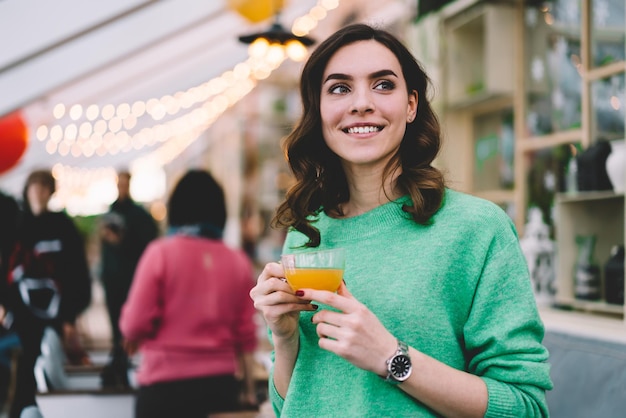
384,340,412,384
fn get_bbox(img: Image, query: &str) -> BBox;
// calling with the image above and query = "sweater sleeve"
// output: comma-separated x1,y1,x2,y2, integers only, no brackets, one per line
464,215,553,417
267,330,287,417
269,368,285,417
119,241,163,340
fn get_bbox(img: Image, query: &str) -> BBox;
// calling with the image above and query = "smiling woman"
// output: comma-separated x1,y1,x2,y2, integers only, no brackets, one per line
249,23,553,418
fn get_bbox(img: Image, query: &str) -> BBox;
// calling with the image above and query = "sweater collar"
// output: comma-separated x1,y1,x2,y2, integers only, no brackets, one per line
167,222,223,240
314,195,414,244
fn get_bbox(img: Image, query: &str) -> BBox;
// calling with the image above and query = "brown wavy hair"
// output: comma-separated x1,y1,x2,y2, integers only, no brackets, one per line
273,23,445,247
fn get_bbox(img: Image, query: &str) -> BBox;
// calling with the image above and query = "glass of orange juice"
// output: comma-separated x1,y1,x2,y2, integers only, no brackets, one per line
281,248,345,292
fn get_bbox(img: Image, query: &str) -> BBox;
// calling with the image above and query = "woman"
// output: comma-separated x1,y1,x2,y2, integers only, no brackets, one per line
249,24,553,417
3,169,92,418
120,169,258,418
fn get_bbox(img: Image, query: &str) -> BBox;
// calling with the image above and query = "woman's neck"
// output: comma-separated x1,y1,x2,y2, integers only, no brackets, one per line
340,164,402,218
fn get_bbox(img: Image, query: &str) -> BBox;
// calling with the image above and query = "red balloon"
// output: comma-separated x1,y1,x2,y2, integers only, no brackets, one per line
0,111,29,175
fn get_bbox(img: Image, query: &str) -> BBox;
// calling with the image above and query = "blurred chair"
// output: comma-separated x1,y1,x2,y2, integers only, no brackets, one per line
19,405,43,418
34,328,68,392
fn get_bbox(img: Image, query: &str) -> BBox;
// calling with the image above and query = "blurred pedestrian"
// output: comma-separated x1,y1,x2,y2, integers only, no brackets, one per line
99,170,158,389
1,169,91,418
0,189,21,414
120,169,258,418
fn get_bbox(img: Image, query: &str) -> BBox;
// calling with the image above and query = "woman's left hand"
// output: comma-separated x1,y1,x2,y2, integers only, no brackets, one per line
303,282,397,377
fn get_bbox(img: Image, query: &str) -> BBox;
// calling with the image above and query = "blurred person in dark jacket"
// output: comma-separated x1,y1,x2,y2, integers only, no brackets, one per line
99,170,158,389
0,190,20,297
0,190,21,414
1,169,92,418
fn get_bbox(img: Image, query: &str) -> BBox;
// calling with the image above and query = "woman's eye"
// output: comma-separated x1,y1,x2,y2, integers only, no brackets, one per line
329,84,350,94
375,80,395,91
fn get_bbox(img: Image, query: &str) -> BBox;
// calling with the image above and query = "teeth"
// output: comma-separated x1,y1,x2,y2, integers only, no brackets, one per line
347,126,380,134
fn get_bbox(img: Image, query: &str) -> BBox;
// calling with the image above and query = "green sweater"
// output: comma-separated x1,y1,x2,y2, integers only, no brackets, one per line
271,189,552,417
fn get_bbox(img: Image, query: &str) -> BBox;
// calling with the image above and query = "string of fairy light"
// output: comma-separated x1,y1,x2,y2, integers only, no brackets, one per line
41,0,340,207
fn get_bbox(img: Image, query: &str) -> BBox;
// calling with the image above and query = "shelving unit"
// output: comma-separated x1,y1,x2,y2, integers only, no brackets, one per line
428,0,626,338
443,3,515,107
538,0,625,330
554,191,624,317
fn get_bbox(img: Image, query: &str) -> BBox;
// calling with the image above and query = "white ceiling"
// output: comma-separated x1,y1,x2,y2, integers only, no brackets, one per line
0,0,416,197
0,0,322,114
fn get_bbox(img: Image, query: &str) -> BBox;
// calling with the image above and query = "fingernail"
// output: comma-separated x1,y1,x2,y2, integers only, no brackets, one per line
295,290,304,297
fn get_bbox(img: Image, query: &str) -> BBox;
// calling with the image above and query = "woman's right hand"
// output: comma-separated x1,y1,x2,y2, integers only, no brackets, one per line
249,262,317,341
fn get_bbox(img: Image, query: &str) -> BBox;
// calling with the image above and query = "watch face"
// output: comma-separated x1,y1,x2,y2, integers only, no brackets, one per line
390,354,412,381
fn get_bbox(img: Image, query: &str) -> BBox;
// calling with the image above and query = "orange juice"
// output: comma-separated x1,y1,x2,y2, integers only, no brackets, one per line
285,267,343,291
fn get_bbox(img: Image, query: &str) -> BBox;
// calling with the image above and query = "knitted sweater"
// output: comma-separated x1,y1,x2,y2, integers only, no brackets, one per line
271,189,553,417
120,235,258,385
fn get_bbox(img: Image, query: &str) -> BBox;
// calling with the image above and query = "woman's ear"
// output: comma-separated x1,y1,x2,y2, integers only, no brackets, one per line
407,90,418,122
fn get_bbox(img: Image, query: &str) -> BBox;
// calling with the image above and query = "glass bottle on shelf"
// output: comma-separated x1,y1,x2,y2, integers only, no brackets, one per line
573,234,601,301
604,245,625,305
566,154,578,194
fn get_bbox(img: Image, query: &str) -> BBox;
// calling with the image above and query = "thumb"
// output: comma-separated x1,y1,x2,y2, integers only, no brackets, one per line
337,280,353,298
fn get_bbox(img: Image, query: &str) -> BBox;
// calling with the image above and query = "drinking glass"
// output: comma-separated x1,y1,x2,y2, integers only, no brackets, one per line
281,248,345,292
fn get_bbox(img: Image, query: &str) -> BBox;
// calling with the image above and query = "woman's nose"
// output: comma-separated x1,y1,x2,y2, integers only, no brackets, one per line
350,89,374,114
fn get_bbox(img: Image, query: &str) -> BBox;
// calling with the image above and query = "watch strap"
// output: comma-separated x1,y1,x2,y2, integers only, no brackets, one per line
396,340,409,356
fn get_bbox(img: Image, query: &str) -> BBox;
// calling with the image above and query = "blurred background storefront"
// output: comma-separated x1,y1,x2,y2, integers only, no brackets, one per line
0,0,625,417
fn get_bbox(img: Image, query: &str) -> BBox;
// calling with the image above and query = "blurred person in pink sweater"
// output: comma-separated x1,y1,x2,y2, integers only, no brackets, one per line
120,169,258,418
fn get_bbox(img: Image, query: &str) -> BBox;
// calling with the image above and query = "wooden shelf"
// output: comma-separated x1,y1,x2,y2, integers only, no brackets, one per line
539,306,626,344
552,296,624,316
586,61,626,81
556,190,624,203
554,192,624,316
518,129,583,152
445,92,512,112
